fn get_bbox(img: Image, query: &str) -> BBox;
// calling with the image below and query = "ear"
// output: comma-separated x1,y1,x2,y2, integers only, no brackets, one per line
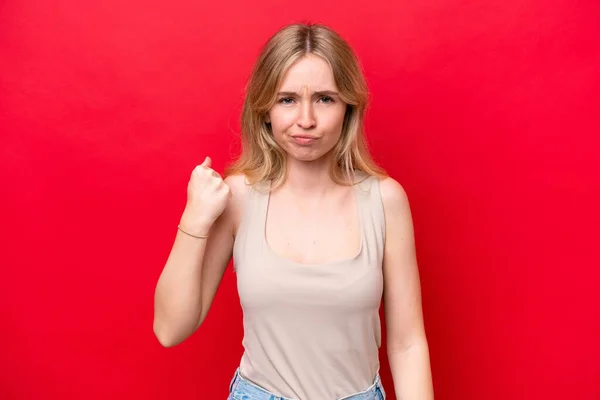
265,113,271,124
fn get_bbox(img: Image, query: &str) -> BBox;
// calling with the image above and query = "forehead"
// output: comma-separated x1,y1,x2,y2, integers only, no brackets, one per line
279,54,337,91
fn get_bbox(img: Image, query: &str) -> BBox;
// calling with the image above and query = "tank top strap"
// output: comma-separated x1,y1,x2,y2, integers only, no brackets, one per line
232,179,270,271
354,172,386,266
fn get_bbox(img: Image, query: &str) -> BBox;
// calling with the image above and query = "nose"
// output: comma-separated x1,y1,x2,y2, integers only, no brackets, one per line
296,100,316,130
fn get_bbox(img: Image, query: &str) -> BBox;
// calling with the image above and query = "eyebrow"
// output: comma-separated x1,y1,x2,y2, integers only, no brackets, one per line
277,90,339,97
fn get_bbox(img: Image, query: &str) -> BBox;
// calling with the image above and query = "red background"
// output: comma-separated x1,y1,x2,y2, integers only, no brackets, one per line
1,0,599,399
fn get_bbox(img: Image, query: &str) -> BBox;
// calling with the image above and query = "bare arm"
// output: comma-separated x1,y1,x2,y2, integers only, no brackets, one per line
380,177,434,400
153,162,242,347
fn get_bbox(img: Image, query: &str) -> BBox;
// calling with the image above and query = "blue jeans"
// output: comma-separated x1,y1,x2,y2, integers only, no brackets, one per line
227,368,386,400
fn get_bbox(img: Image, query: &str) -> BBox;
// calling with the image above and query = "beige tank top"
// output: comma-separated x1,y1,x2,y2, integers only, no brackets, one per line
232,172,385,400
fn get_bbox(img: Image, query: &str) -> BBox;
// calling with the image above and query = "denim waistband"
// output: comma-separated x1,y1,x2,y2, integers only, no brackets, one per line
228,368,386,400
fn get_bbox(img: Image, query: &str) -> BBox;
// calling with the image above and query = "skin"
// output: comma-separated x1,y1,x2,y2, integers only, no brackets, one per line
263,54,360,264
156,53,434,399
266,54,347,165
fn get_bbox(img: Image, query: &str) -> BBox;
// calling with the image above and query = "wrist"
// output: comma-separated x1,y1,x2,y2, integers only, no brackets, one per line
177,224,210,239
179,214,213,237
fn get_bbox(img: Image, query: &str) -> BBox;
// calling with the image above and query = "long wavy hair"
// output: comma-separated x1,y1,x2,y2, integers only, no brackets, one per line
224,23,387,189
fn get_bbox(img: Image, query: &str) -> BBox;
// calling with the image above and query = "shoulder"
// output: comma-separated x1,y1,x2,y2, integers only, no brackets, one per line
375,177,417,259
377,176,410,210
224,173,251,196
375,176,412,226
223,173,252,235
223,173,252,212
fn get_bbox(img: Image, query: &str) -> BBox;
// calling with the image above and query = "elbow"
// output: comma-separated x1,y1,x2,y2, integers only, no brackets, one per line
155,334,178,348
153,315,203,348
153,319,182,348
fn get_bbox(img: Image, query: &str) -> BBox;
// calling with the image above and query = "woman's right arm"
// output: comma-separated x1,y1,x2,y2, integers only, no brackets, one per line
153,157,238,347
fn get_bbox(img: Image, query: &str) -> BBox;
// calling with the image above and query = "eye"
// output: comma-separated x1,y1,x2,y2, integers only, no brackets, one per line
319,96,334,104
278,97,294,104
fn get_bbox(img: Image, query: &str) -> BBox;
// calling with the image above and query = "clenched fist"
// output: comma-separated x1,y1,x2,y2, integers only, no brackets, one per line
180,156,231,235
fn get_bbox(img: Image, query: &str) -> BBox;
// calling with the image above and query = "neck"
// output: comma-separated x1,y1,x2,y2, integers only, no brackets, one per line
283,156,336,197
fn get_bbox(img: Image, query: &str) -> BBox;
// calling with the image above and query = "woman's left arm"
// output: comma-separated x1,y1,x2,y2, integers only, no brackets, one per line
379,177,434,400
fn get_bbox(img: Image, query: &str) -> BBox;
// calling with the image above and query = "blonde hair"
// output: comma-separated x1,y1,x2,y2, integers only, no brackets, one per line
224,22,387,188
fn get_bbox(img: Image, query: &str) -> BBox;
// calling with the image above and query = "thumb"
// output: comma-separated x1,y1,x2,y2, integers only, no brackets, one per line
201,156,212,168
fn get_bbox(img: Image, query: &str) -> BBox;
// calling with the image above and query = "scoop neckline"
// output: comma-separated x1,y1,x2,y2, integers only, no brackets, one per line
262,178,367,268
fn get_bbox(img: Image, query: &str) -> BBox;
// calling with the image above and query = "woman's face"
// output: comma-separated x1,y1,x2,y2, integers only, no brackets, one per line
266,54,348,163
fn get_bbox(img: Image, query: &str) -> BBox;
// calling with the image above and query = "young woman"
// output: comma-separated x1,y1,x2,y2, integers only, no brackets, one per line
154,23,434,400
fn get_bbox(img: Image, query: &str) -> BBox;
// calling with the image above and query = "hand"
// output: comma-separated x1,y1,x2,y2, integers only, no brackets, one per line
180,157,231,234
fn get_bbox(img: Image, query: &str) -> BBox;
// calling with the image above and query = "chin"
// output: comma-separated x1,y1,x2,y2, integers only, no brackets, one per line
288,149,330,163
288,152,317,162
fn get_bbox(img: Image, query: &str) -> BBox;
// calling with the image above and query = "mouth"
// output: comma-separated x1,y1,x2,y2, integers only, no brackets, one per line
291,135,319,145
